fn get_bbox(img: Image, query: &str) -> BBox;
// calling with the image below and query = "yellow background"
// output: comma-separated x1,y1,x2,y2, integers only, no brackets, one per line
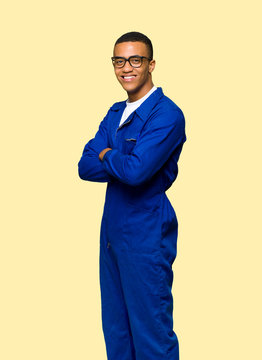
1,1,261,359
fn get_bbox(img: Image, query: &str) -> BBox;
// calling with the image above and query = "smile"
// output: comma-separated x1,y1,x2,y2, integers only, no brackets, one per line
121,75,136,82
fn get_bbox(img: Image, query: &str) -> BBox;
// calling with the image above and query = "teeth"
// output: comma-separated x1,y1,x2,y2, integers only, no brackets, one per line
124,76,135,79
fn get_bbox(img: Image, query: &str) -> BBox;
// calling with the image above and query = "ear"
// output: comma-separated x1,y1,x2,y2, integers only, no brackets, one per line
148,59,156,74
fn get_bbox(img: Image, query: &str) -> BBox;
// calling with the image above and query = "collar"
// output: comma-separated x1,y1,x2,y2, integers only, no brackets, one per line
110,87,164,121
135,87,164,121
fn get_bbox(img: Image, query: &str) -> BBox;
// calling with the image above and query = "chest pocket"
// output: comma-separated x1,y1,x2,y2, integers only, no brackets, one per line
124,138,137,154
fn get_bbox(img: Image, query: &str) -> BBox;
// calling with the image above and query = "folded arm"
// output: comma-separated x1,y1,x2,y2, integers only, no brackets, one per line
100,109,186,186
78,113,113,183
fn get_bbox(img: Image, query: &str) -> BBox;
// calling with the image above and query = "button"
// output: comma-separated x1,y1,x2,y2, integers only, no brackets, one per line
107,242,110,248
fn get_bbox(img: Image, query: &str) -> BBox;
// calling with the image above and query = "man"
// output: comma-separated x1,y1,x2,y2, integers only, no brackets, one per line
78,31,186,360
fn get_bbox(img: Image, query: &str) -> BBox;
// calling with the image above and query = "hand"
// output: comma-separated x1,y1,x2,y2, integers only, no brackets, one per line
99,148,112,161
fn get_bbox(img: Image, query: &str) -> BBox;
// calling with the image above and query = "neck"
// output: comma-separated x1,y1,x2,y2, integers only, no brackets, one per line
127,81,154,102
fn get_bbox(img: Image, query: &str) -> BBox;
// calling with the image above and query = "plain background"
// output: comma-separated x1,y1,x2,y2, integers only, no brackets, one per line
1,1,261,359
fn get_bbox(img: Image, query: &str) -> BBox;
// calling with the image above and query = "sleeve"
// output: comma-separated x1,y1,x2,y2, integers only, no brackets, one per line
78,111,114,183
101,109,186,186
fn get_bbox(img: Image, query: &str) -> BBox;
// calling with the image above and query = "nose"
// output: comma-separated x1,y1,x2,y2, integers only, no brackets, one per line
122,60,133,72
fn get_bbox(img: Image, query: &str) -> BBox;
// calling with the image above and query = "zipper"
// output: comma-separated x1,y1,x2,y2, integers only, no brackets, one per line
107,242,111,249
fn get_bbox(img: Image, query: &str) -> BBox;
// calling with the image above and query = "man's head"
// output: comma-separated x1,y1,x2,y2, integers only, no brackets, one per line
112,31,155,102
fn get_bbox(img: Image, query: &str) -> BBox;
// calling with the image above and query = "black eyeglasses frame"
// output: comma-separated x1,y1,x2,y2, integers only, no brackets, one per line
111,55,152,68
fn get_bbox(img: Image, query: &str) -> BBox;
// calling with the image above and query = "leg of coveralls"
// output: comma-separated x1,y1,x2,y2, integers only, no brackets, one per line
99,230,136,360
116,207,179,360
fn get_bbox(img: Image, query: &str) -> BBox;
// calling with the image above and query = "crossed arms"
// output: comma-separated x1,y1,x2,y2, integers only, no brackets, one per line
78,109,186,186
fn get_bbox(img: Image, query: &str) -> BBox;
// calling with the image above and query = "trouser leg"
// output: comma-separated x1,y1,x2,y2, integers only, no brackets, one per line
116,248,179,360
99,240,136,360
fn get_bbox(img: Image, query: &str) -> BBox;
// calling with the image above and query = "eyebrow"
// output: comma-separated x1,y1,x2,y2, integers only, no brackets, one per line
113,55,142,58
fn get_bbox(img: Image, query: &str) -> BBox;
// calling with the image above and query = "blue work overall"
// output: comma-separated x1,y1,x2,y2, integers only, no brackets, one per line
78,87,186,360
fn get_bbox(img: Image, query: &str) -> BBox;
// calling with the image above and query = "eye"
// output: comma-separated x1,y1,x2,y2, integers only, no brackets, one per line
115,59,124,65
131,57,140,64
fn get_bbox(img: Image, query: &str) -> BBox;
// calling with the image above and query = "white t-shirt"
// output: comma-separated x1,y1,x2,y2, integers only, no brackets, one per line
119,86,157,127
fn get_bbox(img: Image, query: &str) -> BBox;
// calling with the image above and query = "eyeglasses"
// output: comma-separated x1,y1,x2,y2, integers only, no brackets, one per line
111,55,152,68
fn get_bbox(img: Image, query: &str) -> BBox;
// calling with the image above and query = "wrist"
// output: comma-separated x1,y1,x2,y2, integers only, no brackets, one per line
99,148,112,161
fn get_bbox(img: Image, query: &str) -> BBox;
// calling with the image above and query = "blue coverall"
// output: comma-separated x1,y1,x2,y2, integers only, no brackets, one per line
78,87,186,360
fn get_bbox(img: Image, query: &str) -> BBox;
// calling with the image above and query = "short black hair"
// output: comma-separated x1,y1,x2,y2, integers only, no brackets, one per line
114,31,153,60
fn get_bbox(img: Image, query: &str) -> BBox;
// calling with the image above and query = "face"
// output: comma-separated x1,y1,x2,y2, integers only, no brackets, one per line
113,41,155,101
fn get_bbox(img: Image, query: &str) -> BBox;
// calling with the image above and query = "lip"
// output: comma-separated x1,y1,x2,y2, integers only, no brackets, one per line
120,75,137,82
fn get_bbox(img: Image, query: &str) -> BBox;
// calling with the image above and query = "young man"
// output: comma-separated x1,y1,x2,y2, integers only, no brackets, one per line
78,32,186,360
